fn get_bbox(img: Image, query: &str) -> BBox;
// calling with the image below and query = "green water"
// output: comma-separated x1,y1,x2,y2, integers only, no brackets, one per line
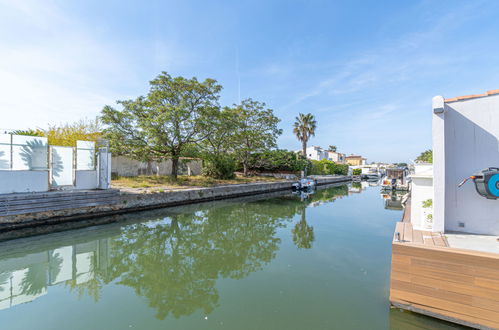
0,184,465,330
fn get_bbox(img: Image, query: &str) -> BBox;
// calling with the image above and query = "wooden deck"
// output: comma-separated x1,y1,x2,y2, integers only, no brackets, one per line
390,222,499,329
394,222,449,247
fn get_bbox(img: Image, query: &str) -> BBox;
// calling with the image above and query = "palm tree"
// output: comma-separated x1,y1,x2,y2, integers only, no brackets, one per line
293,113,317,157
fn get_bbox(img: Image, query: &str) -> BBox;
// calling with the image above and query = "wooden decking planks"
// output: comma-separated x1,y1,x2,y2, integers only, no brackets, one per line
401,197,411,223
394,222,448,247
390,223,499,329
0,190,119,216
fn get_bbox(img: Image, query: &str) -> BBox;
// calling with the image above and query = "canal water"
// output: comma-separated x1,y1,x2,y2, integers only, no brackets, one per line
0,183,464,330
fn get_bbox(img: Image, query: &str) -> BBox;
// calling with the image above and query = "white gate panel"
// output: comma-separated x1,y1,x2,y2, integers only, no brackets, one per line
50,146,74,187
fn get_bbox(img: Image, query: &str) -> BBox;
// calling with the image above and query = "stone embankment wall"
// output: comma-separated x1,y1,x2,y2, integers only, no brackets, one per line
0,176,351,233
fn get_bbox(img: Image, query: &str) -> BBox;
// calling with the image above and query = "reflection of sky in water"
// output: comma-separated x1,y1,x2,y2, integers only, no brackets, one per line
0,185,454,330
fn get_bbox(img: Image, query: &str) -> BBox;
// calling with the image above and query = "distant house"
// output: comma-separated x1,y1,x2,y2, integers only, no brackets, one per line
300,146,347,164
326,151,346,164
345,155,366,166
301,146,328,161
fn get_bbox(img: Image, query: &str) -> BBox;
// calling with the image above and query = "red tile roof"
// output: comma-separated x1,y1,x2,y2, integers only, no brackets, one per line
445,89,499,103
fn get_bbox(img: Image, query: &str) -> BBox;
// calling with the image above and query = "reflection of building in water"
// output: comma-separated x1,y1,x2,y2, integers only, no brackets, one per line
348,182,366,194
382,192,407,211
0,239,109,310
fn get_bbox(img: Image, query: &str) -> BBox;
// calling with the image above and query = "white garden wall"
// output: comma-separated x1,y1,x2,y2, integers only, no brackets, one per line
0,171,49,194
432,93,499,235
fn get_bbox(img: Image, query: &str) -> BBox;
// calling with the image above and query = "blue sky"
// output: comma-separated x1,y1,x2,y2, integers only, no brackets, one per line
1,0,499,162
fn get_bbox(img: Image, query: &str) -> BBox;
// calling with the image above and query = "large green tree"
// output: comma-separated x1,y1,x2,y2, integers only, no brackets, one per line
101,72,222,179
231,99,282,176
199,107,239,179
293,113,317,157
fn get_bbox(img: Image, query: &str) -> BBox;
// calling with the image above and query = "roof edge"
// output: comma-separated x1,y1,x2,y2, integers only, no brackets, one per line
445,89,499,103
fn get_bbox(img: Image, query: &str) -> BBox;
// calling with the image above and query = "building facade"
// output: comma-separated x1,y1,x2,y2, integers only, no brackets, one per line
302,146,347,164
432,90,499,235
345,155,366,166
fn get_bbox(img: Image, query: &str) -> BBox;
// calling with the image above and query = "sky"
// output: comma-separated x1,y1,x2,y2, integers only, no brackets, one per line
1,0,499,163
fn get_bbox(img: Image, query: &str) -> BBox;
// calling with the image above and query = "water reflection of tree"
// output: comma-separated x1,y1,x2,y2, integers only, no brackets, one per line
3,184,350,319
20,263,48,296
0,272,11,293
106,200,295,320
291,185,349,249
292,210,314,249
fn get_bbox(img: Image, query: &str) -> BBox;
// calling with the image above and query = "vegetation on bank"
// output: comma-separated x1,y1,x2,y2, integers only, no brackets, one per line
14,72,348,181
310,159,349,176
111,175,283,190
12,119,101,147
101,72,282,180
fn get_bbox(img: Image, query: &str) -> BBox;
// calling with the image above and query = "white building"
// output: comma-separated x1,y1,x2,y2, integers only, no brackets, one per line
411,89,499,235
301,146,346,164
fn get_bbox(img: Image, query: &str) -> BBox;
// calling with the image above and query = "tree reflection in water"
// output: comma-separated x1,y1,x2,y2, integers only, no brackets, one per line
0,184,349,320
108,200,298,320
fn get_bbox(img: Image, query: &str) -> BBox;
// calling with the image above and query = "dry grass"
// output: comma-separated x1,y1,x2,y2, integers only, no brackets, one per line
111,175,284,192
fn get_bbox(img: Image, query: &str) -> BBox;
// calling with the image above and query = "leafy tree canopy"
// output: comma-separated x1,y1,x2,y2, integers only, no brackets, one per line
231,98,282,176
101,72,222,179
415,149,433,163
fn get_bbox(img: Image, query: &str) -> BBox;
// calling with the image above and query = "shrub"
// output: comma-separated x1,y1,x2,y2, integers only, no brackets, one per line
334,164,349,176
242,149,310,173
309,159,346,175
352,168,362,176
203,155,236,179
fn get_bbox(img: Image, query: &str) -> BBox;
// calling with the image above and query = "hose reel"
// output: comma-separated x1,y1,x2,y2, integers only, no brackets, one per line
458,167,499,200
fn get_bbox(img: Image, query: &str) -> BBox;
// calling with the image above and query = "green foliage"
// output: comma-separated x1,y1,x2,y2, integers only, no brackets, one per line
12,129,44,137
45,119,102,146
328,145,337,152
416,149,433,163
14,119,101,147
202,154,236,179
422,199,433,208
309,159,347,175
245,149,310,173
231,98,282,176
352,168,362,176
334,163,349,175
293,113,317,156
101,72,222,179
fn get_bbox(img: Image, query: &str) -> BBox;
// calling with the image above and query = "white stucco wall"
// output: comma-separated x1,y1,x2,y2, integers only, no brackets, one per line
75,170,98,190
432,94,499,235
111,156,202,177
410,164,434,231
0,171,49,194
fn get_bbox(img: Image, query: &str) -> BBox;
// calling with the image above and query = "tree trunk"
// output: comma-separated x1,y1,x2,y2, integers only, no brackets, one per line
171,156,179,180
243,162,248,177
302,140,307,158
146,160,153,175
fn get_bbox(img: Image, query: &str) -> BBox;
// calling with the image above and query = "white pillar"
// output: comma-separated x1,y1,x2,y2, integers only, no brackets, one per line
97,148,112,189
432,96,446,232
